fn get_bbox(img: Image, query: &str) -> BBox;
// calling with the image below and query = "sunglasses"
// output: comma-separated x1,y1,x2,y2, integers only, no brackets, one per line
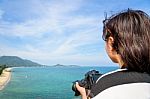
102,19,111,41
102,29,111,41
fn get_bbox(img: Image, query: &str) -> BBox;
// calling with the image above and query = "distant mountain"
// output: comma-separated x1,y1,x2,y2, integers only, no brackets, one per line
0,56,42,67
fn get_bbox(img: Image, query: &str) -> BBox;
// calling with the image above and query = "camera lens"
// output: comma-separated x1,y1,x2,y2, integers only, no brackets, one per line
72,82,76,92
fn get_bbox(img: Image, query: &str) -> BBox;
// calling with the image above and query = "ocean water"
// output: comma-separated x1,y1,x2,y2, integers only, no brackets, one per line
0,66,118,99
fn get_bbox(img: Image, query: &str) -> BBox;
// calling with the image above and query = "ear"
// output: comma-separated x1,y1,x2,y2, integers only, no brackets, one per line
106,36,115,52
106,36,119,63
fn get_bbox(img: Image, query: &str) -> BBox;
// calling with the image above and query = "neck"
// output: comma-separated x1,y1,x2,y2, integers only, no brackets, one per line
117,55,124,68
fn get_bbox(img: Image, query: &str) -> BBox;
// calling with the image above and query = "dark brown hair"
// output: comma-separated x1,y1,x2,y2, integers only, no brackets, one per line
103,9,150,73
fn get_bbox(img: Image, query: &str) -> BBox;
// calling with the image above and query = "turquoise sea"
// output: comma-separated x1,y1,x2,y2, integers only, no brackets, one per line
0,66,118,99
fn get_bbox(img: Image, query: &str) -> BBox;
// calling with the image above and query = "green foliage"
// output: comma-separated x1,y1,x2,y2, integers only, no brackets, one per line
0,64,8,75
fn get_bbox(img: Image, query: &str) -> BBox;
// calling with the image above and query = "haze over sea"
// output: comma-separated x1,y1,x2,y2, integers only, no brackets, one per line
0,66,117,99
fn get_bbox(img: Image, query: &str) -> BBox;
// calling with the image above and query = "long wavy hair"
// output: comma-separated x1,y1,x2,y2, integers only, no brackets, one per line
103,9,150,73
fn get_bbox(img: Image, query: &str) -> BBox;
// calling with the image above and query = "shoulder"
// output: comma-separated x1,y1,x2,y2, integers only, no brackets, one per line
92,83,150,99
90,69,150,98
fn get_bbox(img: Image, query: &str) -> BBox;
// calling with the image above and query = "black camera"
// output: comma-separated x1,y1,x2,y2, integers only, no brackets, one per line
72,70,102,96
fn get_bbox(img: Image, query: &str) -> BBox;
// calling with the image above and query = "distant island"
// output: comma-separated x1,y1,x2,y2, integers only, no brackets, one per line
52,64,80,67
0,56,42,67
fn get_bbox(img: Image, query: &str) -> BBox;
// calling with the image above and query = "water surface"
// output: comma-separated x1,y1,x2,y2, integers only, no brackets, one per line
0,66,118,99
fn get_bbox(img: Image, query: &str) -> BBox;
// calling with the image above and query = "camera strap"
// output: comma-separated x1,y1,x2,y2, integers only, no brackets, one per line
89,69,150,98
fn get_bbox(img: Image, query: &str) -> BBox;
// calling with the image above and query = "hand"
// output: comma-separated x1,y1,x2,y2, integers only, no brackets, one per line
75,82,87,99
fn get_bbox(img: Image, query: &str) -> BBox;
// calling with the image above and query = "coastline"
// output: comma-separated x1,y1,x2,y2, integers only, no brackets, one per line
0,68,12,90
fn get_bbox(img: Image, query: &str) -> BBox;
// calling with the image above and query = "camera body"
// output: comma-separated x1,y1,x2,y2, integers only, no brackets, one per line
72,70,102,96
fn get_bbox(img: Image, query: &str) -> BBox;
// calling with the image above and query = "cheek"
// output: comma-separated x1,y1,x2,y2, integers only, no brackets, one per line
105,43,109,56
105,43,118,63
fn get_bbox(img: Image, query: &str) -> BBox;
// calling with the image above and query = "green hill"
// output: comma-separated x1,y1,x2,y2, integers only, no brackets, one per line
0,56,42,67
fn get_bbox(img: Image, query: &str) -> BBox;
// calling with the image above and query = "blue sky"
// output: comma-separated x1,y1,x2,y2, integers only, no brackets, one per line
0,0,149,66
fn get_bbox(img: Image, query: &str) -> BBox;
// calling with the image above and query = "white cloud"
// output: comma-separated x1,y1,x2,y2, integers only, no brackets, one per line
0,0,99,37
0,0,117,66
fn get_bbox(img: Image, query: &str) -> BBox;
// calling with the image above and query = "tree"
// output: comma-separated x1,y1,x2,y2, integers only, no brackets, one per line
0,65,8,75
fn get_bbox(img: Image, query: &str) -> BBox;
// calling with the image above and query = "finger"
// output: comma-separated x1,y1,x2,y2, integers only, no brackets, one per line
75,82,80,87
